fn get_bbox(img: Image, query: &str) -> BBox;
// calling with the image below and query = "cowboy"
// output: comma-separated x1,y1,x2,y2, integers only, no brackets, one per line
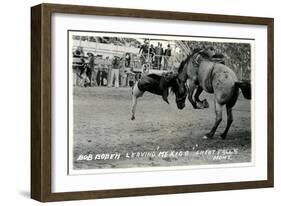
201,46,216,58
193,46,224,66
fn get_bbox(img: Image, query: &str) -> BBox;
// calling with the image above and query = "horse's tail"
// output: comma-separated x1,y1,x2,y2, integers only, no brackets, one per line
235,81,251,100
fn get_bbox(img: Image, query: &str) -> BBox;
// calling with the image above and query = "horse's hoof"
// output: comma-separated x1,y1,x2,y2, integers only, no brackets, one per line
220,133,227,139
131,116,135,120
196,100,209,109
202,99,209,108
203,135,208,139
203,133,213,139
196,102,204,109
197,104,205,109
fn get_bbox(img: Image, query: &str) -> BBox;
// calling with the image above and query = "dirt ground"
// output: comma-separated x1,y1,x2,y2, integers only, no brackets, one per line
72,86,251,171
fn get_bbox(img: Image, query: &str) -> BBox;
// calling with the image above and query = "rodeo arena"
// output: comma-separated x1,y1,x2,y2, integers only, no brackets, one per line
71,34,252,170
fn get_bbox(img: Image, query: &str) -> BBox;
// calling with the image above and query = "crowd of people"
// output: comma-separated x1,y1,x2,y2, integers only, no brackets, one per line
72,36,179,89
73,47,136,88
139,40,172,70
72,38,175,88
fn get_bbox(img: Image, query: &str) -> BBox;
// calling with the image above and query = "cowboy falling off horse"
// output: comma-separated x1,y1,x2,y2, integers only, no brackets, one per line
131,46,251,140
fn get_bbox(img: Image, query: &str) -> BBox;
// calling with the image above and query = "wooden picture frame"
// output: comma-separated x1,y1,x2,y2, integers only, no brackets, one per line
31,3,274,202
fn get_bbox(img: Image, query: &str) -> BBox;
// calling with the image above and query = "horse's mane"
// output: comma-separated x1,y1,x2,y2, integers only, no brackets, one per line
177,48,201,73
169,48,202,95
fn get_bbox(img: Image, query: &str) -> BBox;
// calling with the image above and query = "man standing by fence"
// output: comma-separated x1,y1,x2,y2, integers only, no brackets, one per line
139,40,149,65
164,44,172,70
154,42,164,70
86,52,97,86
109,56,122,88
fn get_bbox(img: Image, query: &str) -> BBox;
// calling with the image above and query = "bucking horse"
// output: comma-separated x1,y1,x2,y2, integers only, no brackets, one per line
176,49,251,139
130,72,187,120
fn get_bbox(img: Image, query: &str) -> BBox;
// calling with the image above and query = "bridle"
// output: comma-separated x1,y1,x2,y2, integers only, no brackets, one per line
175,77,187,103
176,95,186,103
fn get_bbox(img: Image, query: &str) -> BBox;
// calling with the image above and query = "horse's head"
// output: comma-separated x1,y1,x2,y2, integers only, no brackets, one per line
160,72,187,110
173,50,202,109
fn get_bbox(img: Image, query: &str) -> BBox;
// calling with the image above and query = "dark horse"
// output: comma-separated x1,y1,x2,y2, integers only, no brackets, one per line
177,50,251,139
131,72,187,120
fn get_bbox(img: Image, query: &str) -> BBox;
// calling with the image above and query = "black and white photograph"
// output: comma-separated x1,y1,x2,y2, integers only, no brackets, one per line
68,31,253,174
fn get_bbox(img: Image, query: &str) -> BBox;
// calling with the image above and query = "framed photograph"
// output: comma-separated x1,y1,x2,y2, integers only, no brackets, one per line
31,3,274,202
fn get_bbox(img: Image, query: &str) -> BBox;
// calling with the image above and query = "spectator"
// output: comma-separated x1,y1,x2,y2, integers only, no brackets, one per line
164,44,172,70
154,42,162,69
73,46,84,57
149,44,155,64
139,40,149,65
86,52,97,87
109,56,122,88
102,56,110,86
107,58,112,87
96,63,103,86
100,64,109,86
125,53,131,67
159,43,164,69
78,57,86,77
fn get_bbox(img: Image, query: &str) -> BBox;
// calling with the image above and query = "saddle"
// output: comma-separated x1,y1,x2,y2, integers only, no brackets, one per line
211,54,225,64
192,52,225,66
